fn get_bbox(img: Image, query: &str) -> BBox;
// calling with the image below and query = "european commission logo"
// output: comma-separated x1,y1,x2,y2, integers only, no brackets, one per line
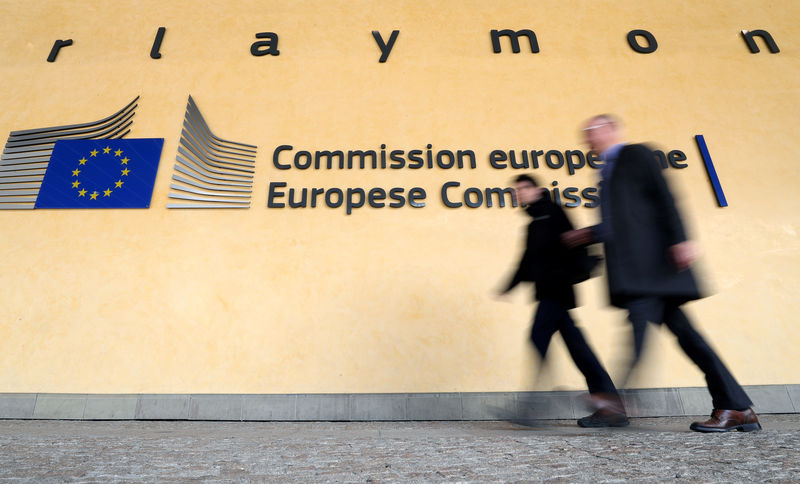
0,96,256,210
35,139,163,208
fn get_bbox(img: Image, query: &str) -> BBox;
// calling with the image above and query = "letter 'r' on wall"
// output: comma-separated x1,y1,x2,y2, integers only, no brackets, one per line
741,30,780,53
47,39,73,62
627,29,657,53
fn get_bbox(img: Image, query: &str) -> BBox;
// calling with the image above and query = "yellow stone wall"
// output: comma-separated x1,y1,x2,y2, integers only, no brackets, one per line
0,0,797,393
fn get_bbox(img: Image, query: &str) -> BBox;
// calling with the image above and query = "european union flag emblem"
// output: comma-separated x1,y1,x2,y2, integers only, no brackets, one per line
35,139,164,209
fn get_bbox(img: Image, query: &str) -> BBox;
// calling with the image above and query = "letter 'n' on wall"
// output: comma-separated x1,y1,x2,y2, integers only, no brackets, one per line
741,30,780,53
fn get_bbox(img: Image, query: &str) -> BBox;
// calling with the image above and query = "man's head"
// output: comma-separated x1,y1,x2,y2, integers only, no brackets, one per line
582,114,622,155
513,174,544,206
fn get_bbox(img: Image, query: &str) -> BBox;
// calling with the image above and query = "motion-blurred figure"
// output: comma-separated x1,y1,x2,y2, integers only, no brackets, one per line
563,114,760,432
500,174,628,427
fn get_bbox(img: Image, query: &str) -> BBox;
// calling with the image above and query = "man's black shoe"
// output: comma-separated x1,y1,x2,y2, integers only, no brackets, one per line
577,409,630,428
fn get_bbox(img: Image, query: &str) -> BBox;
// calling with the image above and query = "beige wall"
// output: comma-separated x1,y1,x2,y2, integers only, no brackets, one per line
0,0,797,393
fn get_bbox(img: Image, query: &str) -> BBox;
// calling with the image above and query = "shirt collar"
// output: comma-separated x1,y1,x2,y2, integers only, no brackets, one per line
601,143,626,162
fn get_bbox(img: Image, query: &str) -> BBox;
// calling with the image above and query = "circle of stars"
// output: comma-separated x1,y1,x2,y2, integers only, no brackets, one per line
71,145,131,200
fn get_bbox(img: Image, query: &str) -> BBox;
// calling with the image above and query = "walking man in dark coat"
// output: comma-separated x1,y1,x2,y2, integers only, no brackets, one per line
563,114,760,432
501,174,628,427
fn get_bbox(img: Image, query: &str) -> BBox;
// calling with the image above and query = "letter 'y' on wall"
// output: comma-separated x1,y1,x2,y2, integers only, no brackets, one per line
372,30,399,63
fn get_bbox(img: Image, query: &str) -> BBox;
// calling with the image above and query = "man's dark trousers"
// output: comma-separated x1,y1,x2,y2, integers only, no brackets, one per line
531,298,617,395
624,297,752,410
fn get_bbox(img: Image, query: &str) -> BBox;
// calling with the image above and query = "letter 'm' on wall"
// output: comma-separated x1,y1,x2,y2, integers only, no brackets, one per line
741,30,780,53
491,29,539,53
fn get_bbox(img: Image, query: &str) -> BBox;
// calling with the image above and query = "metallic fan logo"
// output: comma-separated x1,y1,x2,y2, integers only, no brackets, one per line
166,96,258,209
0,98,142,210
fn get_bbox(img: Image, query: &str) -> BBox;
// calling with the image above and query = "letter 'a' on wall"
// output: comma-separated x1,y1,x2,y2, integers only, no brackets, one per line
250,32,280,56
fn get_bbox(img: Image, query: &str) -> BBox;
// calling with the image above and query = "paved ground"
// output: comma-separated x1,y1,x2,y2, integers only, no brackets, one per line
0,415,798,482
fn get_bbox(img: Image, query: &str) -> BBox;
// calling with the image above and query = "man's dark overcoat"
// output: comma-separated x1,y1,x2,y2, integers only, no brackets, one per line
599,144,702,308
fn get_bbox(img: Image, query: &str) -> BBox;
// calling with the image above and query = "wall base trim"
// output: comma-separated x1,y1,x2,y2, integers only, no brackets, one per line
1,385,797,421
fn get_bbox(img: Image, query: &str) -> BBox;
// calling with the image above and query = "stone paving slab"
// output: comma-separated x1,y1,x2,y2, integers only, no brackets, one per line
0,415,798,482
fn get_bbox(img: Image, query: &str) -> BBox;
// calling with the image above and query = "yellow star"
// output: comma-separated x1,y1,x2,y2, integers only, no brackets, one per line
115,180,123,188
90,150,98,157
103,188,112,197
103,146,111,154
78,189,87,197
71,180,80,188
121,168,130,176
78,157,87,165
114,149,123,157
90,191,99,200
71,168,81,177
121,157,129,165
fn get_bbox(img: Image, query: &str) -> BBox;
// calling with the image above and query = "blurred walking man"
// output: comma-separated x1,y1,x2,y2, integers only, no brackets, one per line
563,114,760,432
501,174,627,427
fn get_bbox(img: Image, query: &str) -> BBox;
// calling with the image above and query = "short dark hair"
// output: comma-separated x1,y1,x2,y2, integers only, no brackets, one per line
514,174,538,186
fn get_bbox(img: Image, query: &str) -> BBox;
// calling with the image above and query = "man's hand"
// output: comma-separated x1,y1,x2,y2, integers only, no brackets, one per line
561,228,595,248
669,241,696,271
493,292,512,303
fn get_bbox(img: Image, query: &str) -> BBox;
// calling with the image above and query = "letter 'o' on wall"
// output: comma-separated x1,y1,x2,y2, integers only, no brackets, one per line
627,29,658,53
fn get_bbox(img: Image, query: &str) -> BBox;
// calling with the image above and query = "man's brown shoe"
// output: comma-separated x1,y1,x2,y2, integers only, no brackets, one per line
690,408,761,433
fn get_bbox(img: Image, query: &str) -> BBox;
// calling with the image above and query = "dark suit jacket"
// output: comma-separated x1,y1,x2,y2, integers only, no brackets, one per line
596,144,702,307
504,198,579,309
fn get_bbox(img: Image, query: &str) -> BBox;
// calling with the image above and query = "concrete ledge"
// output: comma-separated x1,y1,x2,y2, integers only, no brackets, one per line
84,394,138,420
787,386,800,412
747,385,794,413
296,394,350,420
0,394,37,419
621,388,684,417
678,387,712,415
242,395,297,421
1,384,797,421
32,394,87,419
190,394,244,421
135,394,190,420
351,393,407,420
518,391,577,419
461,392,516,420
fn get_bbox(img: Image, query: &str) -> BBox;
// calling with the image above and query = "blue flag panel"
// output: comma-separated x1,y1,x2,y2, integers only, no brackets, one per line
35,139,164,209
